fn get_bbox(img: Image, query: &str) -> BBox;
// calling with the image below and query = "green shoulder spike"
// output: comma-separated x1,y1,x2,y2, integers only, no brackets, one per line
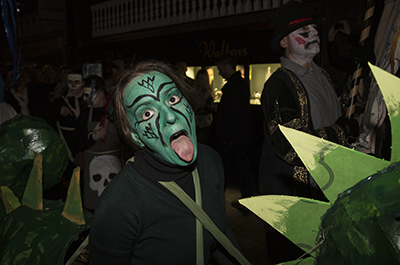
62,167,85,225
240,195,330,256
0,186,21,214
369,63,400,162
279,125,391,203
21,153,43,210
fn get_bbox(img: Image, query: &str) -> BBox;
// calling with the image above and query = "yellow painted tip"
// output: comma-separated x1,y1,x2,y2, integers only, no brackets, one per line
62,167,85,225
22,153,43,210
1,186,21,214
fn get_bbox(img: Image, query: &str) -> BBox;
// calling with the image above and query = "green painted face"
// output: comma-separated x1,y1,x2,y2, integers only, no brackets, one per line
124,72,197,166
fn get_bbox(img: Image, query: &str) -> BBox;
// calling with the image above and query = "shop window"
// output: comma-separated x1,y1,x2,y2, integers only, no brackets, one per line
249,63,280,104
187,63,280,105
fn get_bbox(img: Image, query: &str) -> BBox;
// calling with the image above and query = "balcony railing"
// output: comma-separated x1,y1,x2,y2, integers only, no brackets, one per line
91,0,290,37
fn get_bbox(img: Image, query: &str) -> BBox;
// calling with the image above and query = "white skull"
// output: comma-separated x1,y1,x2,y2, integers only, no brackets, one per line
89,155,121,196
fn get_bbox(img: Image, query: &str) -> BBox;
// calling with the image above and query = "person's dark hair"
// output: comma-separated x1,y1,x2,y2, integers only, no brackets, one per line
216,55,237,69
68,70,82,76
113,59,197,152
82,75,107,106
84,74,106,92
194,69,213,97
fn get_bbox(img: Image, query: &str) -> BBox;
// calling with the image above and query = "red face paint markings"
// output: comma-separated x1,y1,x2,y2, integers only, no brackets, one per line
295,36,306,45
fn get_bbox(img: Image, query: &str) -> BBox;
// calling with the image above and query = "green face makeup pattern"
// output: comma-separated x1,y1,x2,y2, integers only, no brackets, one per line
124,72,197,166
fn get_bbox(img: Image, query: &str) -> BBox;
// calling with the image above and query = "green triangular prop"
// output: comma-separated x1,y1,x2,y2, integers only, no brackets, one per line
21,153,43,210
1,186,21,214
62,167,85,225
369,63,400,163
239,195,330,256
279,125,391,203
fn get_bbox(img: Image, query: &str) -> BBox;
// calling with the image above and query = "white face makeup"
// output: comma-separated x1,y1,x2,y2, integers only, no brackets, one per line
285,24,320,57
67,74,83,92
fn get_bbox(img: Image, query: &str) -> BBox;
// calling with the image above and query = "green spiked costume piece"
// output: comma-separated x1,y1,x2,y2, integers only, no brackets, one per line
0,154,92,265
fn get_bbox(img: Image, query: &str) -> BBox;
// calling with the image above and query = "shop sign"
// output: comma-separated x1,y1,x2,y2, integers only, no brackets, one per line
198,40,247,58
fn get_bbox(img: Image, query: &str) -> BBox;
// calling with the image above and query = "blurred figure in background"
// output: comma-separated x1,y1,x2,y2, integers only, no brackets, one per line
175,61,194,87
74,74,122,211
4,69,30,116
46,70,85,181
52,65,71,101
214,55,253,201
30,64,57,119
0,75,17,124
193,69,215,144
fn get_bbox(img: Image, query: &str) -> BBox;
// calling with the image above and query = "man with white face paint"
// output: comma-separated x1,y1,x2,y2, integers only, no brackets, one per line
47,71,85,183
259,1,359,264
90,60,247,265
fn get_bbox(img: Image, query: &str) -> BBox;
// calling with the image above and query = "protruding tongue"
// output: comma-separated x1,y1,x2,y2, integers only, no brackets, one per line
171,135,194,162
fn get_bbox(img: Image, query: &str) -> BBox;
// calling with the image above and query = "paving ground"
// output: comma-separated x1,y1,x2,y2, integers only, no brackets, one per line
224,184,269,265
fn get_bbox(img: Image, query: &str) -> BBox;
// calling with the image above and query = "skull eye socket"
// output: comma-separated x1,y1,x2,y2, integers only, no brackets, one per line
109,173,117,180
93,174,102,182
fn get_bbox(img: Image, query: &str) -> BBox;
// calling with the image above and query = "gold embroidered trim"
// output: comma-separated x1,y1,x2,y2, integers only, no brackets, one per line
268,68,310,136
316,127,328,140
284,150,297,164
268,118,304,136
268,118,279,135
281,68,310,129
332,124,346,145
294,166,308,184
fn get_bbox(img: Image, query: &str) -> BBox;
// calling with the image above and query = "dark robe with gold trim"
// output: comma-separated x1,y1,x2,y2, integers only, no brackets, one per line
259,67,347,200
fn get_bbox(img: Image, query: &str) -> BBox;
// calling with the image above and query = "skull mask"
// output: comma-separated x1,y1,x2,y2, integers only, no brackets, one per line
89,155,121,196
67,74,83,95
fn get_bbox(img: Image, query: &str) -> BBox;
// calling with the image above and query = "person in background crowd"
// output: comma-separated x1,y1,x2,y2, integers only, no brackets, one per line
74,74,122,211
4,69,30,116
258,1,359,264
213,55,253,203
30,64,57,119
193,68,216,144
52,65,71,101
327,19,375,117
104,59,125,90
46,70,85,184
175,61,195,87
0,75,17,124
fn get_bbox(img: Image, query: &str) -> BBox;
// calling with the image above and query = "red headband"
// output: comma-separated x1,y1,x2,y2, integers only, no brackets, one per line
287,18,312,27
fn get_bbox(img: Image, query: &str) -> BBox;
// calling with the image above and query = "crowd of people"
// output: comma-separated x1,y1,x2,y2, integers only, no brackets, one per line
0,1,391,264
0,60,127,210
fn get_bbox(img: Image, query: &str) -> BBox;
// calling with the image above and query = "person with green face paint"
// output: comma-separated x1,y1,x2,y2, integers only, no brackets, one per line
89,60,246,265
123,70,198,165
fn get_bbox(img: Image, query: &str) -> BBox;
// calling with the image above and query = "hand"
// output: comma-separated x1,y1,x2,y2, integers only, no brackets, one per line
93,122,107,141
60,106,72,117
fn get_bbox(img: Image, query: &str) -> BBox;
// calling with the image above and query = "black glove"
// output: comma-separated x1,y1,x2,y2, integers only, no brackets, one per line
335,116,359,138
